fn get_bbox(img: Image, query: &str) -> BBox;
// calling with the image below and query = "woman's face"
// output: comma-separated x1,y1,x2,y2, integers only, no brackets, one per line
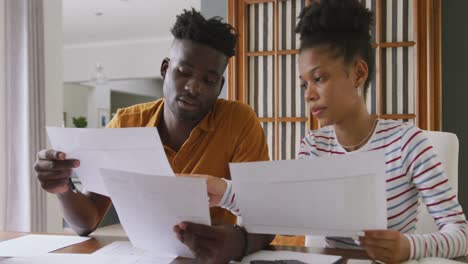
298,46,367,127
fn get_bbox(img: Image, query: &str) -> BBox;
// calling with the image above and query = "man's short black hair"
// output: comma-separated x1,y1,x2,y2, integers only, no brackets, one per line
171,8,237,58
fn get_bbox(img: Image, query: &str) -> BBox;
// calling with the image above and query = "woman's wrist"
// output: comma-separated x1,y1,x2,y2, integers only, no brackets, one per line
218,179,232,207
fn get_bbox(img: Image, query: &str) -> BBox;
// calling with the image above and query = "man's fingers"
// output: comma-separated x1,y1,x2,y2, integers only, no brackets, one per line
180,222,210,234
190,236,215,261
173,225,184,242
37,169,73,182
178,224,217,250
37,149,65,160
40,178,70,192
34,159,79,172
180,222,218,239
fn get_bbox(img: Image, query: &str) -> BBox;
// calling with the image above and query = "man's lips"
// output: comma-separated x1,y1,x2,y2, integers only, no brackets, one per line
178,96,199,106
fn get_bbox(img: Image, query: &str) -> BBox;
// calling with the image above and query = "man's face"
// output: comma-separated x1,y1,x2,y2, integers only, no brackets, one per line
161,39,227,122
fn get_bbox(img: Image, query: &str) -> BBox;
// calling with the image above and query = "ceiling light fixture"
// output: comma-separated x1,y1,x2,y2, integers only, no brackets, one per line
89,63,108,86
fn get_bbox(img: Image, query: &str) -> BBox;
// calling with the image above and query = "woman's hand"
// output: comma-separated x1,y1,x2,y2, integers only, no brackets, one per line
359,230,410,264
177,174,227,207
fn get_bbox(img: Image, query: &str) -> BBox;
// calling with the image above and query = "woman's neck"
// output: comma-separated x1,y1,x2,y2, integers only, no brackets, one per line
334,105,375,151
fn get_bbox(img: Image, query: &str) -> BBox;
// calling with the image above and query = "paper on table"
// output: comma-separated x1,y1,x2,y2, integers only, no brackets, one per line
93,241,176,264
346,260,373,264
235,250,341,264
401,258,463,264
0,235,90,257
0,253,148,264
46,127,174,196
229,151,387,237
100,169,211,258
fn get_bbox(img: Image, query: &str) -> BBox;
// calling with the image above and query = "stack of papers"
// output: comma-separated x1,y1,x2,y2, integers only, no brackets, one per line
44,127,391,262
47,127,212,259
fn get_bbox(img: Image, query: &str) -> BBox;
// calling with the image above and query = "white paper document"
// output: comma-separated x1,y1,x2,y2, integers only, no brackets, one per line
346,260,373,264
401,258,462,264
0,235,90,257
0,253,152,264
93,241,176,264
46,127,174,196
229,151,387,237
100,169,211,258
236,250,341,264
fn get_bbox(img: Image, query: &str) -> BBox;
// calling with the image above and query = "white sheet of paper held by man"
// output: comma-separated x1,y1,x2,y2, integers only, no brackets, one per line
46,127,174,196
230,151,387,237
100,169,211,258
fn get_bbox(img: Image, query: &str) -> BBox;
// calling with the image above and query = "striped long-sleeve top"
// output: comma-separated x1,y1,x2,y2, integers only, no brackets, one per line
220,119,468,259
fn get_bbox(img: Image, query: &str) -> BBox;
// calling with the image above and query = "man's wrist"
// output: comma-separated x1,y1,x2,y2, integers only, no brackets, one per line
57,179,78,198
232,224,248,261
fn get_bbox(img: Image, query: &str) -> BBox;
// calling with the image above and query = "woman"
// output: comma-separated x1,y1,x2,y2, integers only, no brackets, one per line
206,0,467,263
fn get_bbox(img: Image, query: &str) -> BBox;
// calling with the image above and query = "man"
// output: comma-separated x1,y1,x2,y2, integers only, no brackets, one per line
34,9,273,263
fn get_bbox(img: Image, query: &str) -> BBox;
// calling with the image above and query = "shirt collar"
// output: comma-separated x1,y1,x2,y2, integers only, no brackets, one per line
146,98,216,132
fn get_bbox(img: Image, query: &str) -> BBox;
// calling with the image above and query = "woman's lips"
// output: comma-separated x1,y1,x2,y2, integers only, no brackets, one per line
311,107,326,117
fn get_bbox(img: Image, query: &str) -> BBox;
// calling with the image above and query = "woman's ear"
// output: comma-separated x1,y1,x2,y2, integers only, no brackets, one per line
354,59,369,88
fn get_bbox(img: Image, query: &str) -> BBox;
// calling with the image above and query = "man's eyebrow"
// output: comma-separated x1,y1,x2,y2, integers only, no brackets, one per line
179,60,222,76
179,60,194,68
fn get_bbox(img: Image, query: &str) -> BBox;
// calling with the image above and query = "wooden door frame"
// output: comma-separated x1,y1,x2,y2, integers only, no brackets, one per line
228,0,442,131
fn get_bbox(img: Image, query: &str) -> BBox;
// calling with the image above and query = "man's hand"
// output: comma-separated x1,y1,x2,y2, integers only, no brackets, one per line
34,149,80,194
359,230,410,264
178,174,227,207
173,222,245,264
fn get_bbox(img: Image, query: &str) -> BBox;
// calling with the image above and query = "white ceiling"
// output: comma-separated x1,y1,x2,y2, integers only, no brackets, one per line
63,0,201,46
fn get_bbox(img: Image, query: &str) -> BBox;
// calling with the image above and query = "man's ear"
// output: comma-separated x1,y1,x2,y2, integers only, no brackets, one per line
218,77,225,97
160,58,170,80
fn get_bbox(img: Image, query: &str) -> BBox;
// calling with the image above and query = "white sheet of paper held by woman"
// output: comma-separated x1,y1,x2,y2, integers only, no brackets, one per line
229,151,387,237
46,127,174,196
100,169,211,259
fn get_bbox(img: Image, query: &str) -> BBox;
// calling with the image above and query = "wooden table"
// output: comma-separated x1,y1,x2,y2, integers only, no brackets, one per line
0,232,467,263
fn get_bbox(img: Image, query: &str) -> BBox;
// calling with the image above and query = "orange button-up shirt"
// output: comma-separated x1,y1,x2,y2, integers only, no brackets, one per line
107,98,269,224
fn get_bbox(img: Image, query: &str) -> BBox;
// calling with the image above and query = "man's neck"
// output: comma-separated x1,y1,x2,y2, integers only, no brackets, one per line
157,105,201,152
